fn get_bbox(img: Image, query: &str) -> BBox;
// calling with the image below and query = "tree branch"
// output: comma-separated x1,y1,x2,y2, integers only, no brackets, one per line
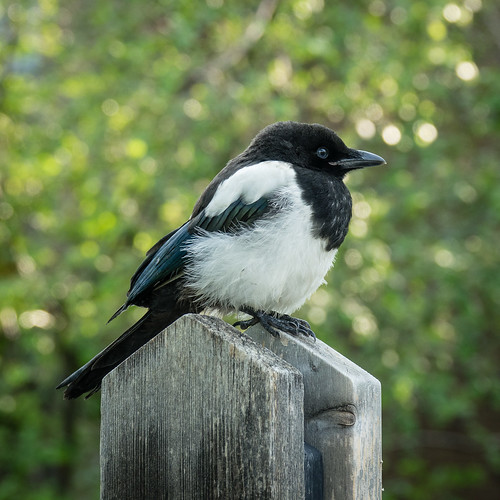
179,0,280,91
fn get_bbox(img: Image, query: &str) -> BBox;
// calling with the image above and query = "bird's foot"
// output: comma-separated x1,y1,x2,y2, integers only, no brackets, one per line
234,307,316,340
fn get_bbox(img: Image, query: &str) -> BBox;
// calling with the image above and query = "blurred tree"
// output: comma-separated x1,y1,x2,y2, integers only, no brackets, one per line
1,0,499,498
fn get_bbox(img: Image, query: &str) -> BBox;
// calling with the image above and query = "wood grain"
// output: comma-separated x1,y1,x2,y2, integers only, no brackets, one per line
100,314,305,499
248,324,382,500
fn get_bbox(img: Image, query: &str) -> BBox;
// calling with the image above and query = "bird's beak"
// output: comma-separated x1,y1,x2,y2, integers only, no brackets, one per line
331,149,386,171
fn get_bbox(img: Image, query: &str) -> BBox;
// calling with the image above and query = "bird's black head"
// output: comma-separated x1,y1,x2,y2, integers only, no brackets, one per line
248,121,386,177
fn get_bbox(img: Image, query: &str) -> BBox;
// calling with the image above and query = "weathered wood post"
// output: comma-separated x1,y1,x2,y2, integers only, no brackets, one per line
100,314,382,499
248,325,382,499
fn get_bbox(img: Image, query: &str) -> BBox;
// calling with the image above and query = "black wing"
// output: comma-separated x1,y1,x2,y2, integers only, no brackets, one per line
109,196,270,320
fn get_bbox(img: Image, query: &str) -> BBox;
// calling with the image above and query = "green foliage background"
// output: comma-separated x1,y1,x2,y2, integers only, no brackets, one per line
1,0,499,497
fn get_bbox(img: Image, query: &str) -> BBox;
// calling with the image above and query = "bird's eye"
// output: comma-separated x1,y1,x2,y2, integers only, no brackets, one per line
316,147,329,159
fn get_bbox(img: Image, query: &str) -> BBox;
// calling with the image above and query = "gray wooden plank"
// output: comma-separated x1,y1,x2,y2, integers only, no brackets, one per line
247,325,382,500
100,314,305,500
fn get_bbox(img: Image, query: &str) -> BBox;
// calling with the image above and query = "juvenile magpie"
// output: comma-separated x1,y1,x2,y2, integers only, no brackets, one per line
57,121,385,399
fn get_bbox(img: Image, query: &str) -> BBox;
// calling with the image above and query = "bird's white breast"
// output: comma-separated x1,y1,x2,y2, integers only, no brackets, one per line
183,162,337,314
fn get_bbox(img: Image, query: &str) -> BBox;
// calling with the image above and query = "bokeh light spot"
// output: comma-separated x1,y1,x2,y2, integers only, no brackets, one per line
427,20,447,41
356,119,376,139
102,99,119,116
126,138,148,159
19,310,55,329
434,248,455,268
416,122,438,144
382,124,402,146
443,3,461,23
456,61,479,81
183,98,203,119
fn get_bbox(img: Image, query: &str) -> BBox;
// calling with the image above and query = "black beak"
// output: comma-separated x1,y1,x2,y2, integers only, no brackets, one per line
330,149,386,171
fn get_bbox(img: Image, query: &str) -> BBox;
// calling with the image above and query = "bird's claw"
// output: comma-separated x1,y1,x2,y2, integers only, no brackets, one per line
234,308,316,340
233,316,259,330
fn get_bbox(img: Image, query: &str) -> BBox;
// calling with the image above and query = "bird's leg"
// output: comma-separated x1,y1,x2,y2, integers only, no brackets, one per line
234,307,316,340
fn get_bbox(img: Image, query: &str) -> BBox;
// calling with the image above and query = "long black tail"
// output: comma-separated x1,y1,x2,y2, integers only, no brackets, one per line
57,308,184,399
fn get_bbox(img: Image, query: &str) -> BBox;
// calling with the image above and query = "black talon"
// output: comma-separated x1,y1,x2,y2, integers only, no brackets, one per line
234,307,316,340
277,314,316,340
233,317,259,330
255,314,281,338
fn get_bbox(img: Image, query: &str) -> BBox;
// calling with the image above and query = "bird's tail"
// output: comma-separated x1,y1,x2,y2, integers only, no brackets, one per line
57,308,183,399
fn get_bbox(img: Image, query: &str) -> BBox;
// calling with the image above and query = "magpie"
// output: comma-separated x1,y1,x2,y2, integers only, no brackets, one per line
57,121,385,399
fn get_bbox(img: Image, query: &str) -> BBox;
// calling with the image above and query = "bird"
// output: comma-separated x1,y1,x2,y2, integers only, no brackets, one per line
57,121,386,399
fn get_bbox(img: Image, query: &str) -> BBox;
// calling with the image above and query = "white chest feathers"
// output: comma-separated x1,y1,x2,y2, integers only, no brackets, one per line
183,162,337,314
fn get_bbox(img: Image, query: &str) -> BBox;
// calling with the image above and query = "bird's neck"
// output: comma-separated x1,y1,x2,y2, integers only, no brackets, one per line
295,169,353,251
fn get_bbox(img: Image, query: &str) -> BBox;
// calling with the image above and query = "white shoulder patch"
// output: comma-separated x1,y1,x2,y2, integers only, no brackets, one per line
205,161,296,217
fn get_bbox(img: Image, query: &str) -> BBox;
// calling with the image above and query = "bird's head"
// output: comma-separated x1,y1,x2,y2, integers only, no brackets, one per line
249,121,386,177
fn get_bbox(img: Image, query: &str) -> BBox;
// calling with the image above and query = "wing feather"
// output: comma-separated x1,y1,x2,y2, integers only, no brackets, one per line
111,196,270,317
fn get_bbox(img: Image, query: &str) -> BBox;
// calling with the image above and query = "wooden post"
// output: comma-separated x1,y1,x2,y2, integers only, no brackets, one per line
100,314,304,499
247,325,382,499
100,314,382,499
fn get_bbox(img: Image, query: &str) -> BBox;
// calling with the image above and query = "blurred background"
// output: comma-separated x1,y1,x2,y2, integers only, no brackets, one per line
1,0,499,498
